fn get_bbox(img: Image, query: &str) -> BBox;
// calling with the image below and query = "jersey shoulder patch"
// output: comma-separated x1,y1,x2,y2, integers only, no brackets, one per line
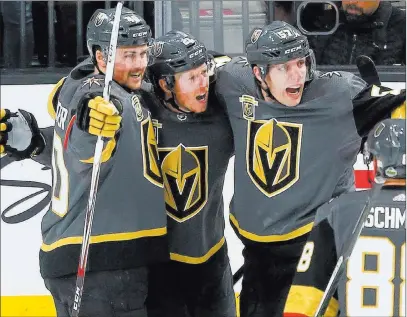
208,55,231,77
314,70,366,98
318,71,342,78
213,55,231,68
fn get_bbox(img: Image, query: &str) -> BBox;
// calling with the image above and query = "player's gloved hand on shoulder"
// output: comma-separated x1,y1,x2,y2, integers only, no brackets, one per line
0,108,45,160
76,95,122,138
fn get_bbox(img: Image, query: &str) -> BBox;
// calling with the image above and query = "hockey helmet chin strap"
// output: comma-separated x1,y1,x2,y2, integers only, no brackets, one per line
166,95,191,114
255,65,274,100
161,76,191,114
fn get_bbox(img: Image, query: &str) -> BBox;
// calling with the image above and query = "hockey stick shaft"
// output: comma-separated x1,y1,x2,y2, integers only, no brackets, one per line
314,182,383,317
71,2,123,316
233,265,244,284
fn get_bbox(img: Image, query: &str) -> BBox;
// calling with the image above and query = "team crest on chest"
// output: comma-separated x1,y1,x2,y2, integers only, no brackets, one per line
246,118,302,197
239,94,258,121
159,144,208,222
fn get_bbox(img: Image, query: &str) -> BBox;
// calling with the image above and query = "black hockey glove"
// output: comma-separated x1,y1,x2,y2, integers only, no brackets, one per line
0,108,45,161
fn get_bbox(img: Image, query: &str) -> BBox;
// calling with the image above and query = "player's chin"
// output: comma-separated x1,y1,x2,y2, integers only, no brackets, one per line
283,92,303,107
126,76,143,90
126,74,143,89
190,100,208,113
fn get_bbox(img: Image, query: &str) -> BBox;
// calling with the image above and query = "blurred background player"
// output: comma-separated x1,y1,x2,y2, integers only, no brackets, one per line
1,7,168,317
284,116,406,317
215,21,406,317
145,30,235,317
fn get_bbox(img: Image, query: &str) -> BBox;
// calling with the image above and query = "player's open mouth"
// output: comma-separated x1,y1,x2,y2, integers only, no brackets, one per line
196,93,207,102
130,73,142,79
286,86,301,95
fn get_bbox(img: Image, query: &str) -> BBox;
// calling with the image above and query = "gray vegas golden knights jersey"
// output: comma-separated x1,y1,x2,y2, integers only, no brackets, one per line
215,57,405,243
39,59,168,278
285,187,406,317
144,87,234,263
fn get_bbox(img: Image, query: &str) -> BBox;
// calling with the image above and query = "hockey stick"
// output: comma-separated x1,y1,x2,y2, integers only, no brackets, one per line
71,2,124,316
356,55,381,183
233,265,244,284
313,180,384,317
356,55,380,86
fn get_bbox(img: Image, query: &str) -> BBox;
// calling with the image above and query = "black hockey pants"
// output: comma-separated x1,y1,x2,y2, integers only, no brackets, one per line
146,244,236,317
44,266,148,317
239,234,309,317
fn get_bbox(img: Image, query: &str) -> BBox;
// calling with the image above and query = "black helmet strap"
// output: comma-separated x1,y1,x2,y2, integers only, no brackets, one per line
253,65,273,100
160,75,190,114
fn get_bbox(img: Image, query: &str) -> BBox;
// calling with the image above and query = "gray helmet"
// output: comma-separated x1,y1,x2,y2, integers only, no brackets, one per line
245,21,315,81
366,119,406,180
86,7,152,63
148,30,209,90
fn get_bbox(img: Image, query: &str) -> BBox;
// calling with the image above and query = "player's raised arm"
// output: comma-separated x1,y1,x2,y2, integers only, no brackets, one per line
351,77,406,137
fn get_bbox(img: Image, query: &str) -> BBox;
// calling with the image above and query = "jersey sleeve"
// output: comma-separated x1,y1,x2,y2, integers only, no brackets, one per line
209,53,232,81
352,79,406,137
215,57,255,113
284,209,340,317
47,77,66,120
30,76,66,166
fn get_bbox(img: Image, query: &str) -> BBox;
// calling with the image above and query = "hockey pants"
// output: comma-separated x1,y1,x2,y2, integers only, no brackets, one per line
44,266,148,317
146,244,236,317
239,234,309,317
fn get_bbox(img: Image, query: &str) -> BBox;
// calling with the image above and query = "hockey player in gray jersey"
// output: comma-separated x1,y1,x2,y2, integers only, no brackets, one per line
1,8,167,317
215,21,406,317
145,30,235,317
284,118,406,317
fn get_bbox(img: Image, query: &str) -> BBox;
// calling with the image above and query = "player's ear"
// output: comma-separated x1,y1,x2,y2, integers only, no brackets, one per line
95,50,107,69
252,66,263,82
159,78,171,94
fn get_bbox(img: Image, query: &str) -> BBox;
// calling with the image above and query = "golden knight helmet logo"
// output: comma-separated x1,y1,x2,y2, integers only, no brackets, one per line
160,144,208,222
247,118,302,197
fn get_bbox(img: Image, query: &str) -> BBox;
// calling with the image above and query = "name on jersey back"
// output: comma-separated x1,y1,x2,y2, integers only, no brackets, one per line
365,207,405,229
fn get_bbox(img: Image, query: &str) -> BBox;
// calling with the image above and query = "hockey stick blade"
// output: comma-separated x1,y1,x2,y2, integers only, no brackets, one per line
356,55,381,86
71,2,124,316
314,181,384,317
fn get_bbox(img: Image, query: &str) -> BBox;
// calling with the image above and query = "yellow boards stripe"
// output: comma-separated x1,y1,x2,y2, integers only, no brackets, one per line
2,292,241,316
1,295,56,316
